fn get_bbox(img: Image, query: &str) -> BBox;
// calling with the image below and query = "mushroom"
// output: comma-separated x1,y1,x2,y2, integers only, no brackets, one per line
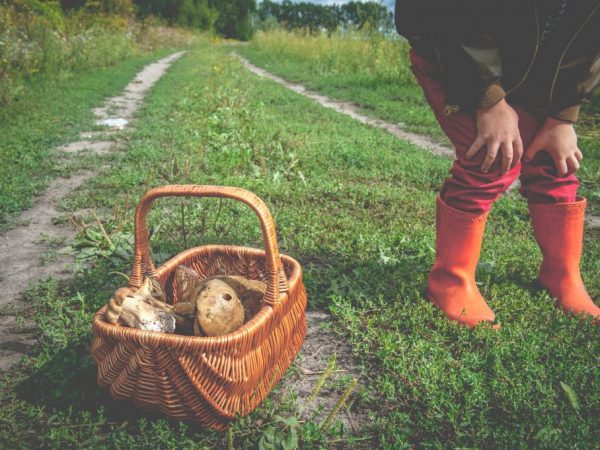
194,279,244,337
136,277,169,309
216,275,266,320
106,287,133,324
105,278,176,333
172,301,196,334
175,265,201,304
139,277,198,333
171,266,201,334
171,267,266,335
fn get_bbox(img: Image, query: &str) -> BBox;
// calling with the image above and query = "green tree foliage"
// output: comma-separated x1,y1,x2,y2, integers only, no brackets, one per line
132,0,255,40
208,0,256,41
257,0,393,33
133,0,214,29
339,1,391,30
64,0,258,40
179,0,218,30
60,0,134,16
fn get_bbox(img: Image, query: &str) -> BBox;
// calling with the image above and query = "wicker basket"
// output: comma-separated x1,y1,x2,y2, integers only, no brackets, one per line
91,185,307,430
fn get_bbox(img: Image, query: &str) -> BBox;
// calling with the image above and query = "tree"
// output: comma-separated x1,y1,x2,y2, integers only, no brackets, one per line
208,0,256,40
256,0,392,34
132,0,218,32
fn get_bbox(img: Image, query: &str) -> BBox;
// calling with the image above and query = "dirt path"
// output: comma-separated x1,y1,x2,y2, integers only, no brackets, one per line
0,51,185,370
235,53,600,230
235,53,453,158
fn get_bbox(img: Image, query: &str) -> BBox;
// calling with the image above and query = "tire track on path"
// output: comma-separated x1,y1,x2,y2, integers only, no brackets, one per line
235,53,600,230
234,53,454,158
0,51,185,370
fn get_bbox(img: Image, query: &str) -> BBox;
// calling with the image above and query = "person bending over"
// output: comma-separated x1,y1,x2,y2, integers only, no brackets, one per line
395,0,600,326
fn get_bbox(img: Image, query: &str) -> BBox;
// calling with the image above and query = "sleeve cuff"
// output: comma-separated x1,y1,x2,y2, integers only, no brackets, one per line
551,105,581,123
477,82,506,111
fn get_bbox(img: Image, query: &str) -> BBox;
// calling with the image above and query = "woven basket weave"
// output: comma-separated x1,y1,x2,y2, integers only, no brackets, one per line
91,185,307,430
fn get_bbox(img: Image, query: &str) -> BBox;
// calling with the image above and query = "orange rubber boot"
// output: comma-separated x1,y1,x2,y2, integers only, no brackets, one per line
427,196,496,327
529,197,600,320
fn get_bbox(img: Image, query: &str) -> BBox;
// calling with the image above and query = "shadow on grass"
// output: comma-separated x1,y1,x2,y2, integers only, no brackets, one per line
14,341,169,426
11,247,427,424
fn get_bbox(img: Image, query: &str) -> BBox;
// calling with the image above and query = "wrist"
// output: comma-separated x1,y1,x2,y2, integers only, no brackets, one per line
476,98,508,116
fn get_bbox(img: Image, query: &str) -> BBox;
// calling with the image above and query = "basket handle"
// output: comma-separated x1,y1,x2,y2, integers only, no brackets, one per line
129,185,288,306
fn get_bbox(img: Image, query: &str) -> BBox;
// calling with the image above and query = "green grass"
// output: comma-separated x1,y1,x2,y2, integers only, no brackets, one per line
1,39,599,449
238,30,441,140
0,48,181,231
238,30,600,215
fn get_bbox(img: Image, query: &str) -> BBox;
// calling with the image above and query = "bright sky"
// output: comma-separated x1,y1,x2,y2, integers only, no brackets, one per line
268,1,395,10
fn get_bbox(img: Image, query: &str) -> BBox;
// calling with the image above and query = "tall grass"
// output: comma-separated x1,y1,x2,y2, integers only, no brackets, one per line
241,28,441,137
0,1,197,104
249,28,414,85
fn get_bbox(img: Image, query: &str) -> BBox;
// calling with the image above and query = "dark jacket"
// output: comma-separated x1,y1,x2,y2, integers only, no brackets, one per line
395,0,600,122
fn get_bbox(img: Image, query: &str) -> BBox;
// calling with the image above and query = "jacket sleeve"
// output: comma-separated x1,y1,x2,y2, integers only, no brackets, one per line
461,34,505,110
395,0,505,111
551,52,600,123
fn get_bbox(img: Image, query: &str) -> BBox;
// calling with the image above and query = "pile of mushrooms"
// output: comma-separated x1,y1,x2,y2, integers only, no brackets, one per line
106,266,266,336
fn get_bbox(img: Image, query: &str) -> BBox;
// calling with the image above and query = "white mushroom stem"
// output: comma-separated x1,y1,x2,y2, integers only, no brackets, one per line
119,294,176,333
106,278,176,333
136,278,194,331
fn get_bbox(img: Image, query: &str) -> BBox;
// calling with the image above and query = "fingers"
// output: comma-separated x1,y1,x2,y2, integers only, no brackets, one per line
501,141,513,174
481,141,500,173
523,140,541,162
521,120,581,177
526,148,581,176
566,155,580,174
512,136,524,168
555,157,569,177
466,136,486,160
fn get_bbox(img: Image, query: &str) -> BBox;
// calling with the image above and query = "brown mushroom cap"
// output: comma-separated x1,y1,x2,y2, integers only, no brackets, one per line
194,279,244,336
216,276,265,320
114,287,134,304
106,287,134,324
175,265,201,304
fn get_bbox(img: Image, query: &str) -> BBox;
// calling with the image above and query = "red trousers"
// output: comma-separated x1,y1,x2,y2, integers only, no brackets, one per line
410,49,579,214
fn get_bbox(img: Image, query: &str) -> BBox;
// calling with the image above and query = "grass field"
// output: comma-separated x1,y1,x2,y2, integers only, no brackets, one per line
0,49,177,231
1,33,599,449
0,17,198,231
239,30,600,215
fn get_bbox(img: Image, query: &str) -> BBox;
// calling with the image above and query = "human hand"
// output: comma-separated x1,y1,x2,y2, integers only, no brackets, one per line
523,117,583,176
465,99,523,174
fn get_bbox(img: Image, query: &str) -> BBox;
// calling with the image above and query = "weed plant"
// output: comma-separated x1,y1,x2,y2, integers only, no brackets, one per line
0,3,199,229
0,2,197,104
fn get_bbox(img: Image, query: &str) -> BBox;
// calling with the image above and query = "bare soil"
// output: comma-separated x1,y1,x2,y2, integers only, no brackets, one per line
0,52,185,370
282,311,366,432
